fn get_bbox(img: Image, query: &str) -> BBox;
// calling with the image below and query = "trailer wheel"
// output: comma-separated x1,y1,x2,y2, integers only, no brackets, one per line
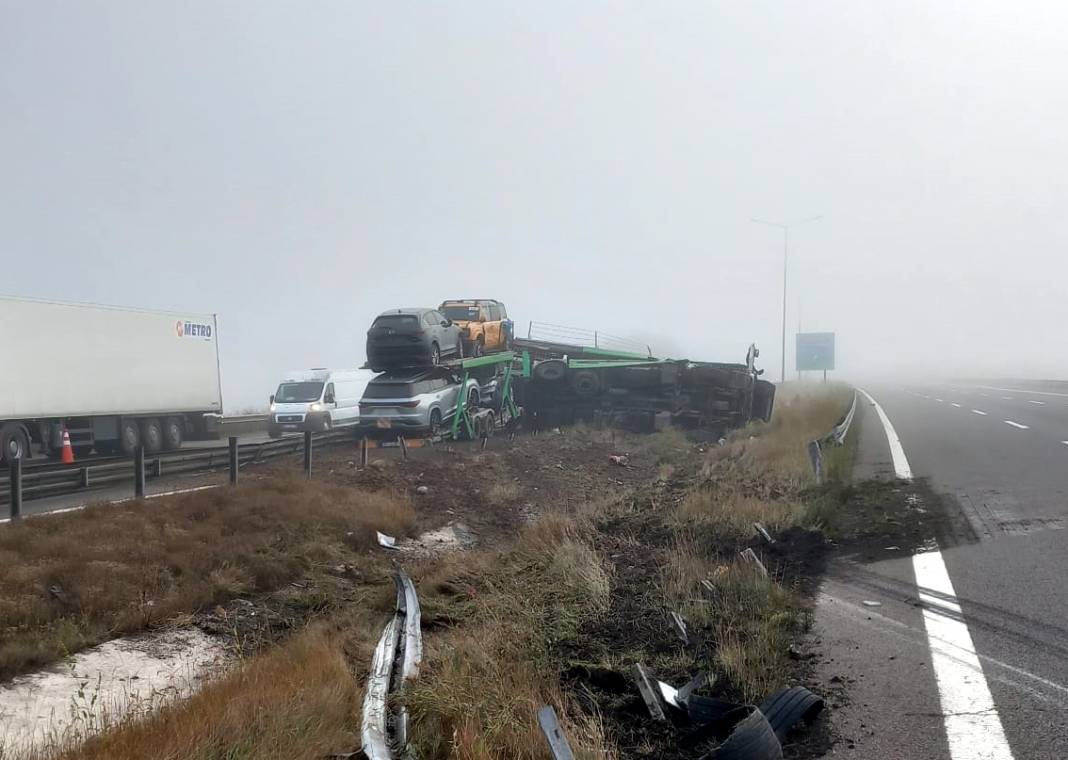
570,369,601,397
141,418,163,454
119,419,141,457
162,417,183,450
533,359,567,382
0,424,29,463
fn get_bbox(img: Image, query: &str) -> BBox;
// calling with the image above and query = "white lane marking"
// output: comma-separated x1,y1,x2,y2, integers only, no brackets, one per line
1001,396,1013,400
914,551,1016,759
858,388,912,479
1062,441,1068,447
936,398,945,403
972,409,987,416
1028,400,1045,406
859,388,1015,758
1003,420,1029,429
951,402,962,408
980,393,989,397
976,385,1068,398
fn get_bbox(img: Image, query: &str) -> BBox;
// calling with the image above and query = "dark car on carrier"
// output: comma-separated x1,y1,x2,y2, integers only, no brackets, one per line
366,308,463,372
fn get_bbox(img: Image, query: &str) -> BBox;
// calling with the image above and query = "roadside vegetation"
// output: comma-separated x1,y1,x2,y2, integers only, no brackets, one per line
0,384,855,760
0,476,414,680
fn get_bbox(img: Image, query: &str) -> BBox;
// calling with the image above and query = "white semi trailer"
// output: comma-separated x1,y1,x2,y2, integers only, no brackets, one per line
0,296,223,463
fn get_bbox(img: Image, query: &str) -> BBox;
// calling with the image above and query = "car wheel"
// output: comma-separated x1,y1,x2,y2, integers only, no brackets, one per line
473,339,484,358
162,417,183,450
119,419,141,457
0,424,29,463
141,418,163,454
322,417,332,431
456,339,464,359
268,426,283,439
428,409,442,436
467,388,480,409
430,342,441,365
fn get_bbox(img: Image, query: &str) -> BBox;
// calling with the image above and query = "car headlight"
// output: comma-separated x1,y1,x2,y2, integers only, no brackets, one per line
310,403,322,411
269,403,276,412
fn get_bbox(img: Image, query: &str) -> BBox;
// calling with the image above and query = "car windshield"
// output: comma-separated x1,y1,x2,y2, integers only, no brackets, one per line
441,305,480,321
373,315,420,329
362,382,415,399
275,382,324,403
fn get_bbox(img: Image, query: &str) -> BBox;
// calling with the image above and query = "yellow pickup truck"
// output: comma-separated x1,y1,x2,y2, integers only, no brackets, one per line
438,299,512,356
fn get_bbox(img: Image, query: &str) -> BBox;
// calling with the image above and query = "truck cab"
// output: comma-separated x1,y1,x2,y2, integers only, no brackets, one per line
269,369,374,437
438,299,511,357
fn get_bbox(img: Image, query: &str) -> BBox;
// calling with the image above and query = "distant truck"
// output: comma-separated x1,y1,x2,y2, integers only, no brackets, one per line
0,296,223,463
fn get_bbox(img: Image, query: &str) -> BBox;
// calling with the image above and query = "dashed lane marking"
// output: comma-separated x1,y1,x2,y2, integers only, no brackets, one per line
972,409,988,416
1004,420,1030,429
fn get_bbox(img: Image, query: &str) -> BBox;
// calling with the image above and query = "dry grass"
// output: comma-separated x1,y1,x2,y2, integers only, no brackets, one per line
703,383,853,489
675,491,802,541
661,541,800,704
406,512,616,760
38,619,376,760
0,476,415,679
485,480,522,503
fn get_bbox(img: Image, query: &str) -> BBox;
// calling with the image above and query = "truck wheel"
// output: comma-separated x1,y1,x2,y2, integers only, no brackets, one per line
141,419,163,454
533,359,567,382
570,370,601,397
0,424,29,463
430,342,441,366
428,409,442,437
119,419,141,457
162,417,183,450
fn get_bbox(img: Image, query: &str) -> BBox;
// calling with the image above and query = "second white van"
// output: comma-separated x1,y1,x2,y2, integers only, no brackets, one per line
268,369,375,436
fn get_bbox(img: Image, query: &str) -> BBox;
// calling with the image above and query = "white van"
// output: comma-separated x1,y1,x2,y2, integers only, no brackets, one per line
268,369,375,436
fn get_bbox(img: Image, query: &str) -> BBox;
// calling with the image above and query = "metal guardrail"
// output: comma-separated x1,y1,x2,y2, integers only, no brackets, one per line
806,388,858,484
0,429,352,509
361,570,422,760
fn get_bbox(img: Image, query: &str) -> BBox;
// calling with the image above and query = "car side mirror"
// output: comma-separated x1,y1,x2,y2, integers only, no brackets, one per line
441,319,451,327
269,394,275,404
324,393,335,404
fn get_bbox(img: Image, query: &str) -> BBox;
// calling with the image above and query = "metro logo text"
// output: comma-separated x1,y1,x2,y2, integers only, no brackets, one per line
175,320,212,339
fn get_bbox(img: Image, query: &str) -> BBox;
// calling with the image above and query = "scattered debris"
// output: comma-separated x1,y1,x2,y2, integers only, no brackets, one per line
537,705,576,760
631,663,667,721
754,522,775,543
608,454,629,467
415,485,429,495
668,611,689,645
376,532,398,550
862,600,882,608
739,547,769,578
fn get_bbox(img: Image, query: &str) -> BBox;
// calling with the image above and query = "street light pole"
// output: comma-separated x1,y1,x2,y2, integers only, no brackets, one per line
751,215,822,383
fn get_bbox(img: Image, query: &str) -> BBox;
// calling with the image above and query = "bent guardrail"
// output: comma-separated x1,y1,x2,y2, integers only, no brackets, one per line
807,388,858,484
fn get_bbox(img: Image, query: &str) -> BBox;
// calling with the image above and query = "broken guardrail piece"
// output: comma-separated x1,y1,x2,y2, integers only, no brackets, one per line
632,663,667,721
753,522,774,544
739,548,768,578
669,611,689,645
538,705,576,760
360,569,422,760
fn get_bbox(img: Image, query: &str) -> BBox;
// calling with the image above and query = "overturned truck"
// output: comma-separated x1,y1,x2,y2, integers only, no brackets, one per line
512,338,775,436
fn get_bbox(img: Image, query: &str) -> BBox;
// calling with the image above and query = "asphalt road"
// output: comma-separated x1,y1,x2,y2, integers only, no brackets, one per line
819,383,1068,759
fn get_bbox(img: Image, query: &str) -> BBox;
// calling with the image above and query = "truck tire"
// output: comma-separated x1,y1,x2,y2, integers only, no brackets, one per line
570,369,601,397
162,417,183,450
533,359,567,382
119,418,141,457
141,418,163,454
0,424,30,463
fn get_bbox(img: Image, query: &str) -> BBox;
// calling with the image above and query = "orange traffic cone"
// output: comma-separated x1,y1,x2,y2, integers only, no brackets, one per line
60,430,75,464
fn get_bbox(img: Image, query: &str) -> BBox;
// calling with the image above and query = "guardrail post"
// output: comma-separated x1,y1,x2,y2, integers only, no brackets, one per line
134,446,146,498
79,467,90,489
8,459,22,520
398,435,408,460
360,437,369,467
303,431,312,479
228,436,239,485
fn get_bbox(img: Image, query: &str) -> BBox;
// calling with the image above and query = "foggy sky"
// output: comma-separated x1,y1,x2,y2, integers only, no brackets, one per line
4,1,1067,409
